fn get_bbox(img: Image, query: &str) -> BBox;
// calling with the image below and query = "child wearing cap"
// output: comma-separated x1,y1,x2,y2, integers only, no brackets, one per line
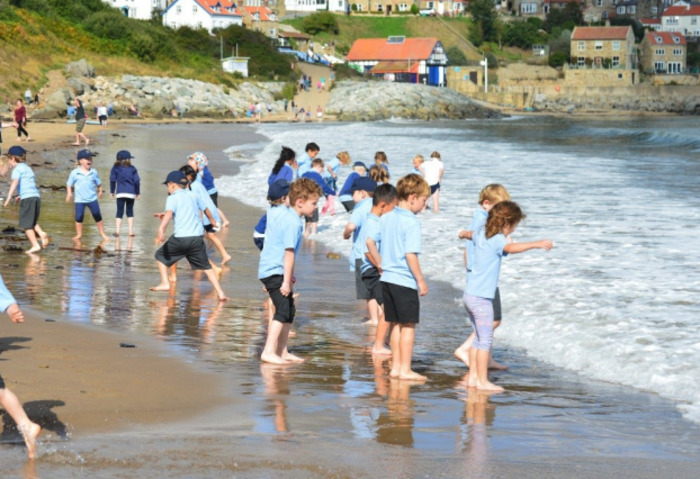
301,158,336,237
342,176,377,317
66,149,109,242
151,171,227,301
0,274,42,458
2,146,50,253
338,161,367,213
109,150,141,237
379,173,430,381
258,178,321,364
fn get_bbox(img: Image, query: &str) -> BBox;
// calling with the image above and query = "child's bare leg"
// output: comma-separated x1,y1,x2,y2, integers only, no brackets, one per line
364,299,379,325
203,268,228,301
455,332,474,367
433,189,440,213
487,320,507,370
150,262,172,291
34,224,49,248
279,323,304,363
206,232,231,265
389,323,401,378
168,263,178,283
372,306,391,355
96,220,109,242
397,324,426,381
475,348,503,392
115,217,122,236
467,347,478,387
127,217,135,236
24,229,41,253
0,387,41,459
217,208,230,227
73,222,83,241
262,320,289,364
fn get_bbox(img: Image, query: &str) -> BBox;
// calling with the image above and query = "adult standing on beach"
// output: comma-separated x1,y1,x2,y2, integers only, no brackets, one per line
423,151,444,213
14,99,31,142
24,88,31,105
73,97,89,147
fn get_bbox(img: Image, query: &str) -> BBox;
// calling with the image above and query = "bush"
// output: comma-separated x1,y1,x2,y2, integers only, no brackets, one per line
503,19,546,49
410,4,419,14
446,46,469,65
131,34,156,62
301,12,339,35
548,51,568,67
83,11,134,41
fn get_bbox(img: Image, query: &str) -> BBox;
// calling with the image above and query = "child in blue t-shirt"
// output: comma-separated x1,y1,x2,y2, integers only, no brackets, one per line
66,149,109,243
462,201,552,393
301,158,336,236
338,161,367,212
2,146,50,253
378,173,430,381
258,178,321,365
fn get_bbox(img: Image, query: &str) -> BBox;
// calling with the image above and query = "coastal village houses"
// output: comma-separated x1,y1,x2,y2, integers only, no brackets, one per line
640,31,687,73
418,0,467,15
660,2,700,38
162,0,242,33
346,36,448,85
284,0,349,14
241,5,278,37
570,26,637,69
103,0,169,19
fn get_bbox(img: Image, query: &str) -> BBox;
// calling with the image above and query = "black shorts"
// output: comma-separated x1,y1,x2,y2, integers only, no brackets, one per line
203,224,215,233
209,192,218,207
155,235,211,270
261,274,295,324
430,183,440,195
361,266,383,305
304,207,319,224
18,196,40,230
382,281,420,324
493,287,502,321
355,259,370,300
341,200,355,212
253,237,264,251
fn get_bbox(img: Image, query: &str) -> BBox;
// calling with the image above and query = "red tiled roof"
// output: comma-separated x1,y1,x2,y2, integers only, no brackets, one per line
641,17,661,25
571,26,631,40
662,5,700,16
243,6,274,21
346,37,439,62
646,31,686,45
195,0,240,16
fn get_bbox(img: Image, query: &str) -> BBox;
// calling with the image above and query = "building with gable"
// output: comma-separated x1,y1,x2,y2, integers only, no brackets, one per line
241,5,278,38
570,26,637,69
103,0,169,20
346,36,447,85
162,0,242,33
640,31,687,73
661,3,700,37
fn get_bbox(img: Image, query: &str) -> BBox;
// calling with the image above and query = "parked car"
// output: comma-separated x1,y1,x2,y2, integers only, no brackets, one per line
419,8,435,16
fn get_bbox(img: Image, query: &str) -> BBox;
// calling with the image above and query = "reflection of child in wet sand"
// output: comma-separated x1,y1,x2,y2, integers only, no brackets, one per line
150,171,227,301
0,274,41,459
1,146,50,253
258,178,321,364
461,201,552,392
363,184,398,355
379,174,430,381
65,149,109,243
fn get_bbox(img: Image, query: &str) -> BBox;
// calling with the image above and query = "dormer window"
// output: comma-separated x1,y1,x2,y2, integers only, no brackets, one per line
655,35,662,42
672,36,680,43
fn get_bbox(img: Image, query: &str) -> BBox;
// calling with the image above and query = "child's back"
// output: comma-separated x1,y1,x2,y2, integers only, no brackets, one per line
258,205,302,279
379,207,421,287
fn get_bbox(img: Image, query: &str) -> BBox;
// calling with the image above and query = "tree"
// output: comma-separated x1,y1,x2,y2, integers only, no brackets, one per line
503,19,546,49
446,46,469,65
468,0,498,45
543,3,583,33
410,4,419,15
301,12,339,35
548,51,568,67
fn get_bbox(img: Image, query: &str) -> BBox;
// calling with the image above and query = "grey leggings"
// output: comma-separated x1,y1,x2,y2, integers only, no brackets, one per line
463,294,494,351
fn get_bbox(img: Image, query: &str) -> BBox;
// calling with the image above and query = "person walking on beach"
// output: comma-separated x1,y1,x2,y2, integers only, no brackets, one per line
24,88,31,105
109,150,140,237
0,274,42,459
72,98,89,147
1,146,50,253
150,171,228,301
14,99,31,142
258,178,321,364
423,151,444,213
301,158,336,236
461,201,552,392
66,149,109,242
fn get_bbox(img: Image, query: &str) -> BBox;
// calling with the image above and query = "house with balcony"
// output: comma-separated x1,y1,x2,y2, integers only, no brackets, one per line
103,0,169,20
162,0,243,33
570,26,637,69
661,3,700,38
640,31,686,73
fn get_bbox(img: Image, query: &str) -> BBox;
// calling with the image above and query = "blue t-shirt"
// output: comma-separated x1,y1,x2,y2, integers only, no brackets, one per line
258,205,303,279
466,227,508,299
322,157,340,180
296,152,312,177
190,178,220,225
11,163,40,199
67,168,101,203
267,163,295,185
360,213,380,273
348,197,373,270
201,166,217,194
0,273,17,312
466,209,488,276
165,188,206,238
379,207,421,289
339,171,362,199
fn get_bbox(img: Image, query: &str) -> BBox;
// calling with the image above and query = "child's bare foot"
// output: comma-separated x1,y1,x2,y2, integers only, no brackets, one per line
222,220,230,227
221,254,232,265
467,375,478,388
371,346,392,356
85,138,90,146
454,348,470,367
100,234,110,242
218,295,229,302
26,245,41,254
39,233,50,248
19,422,41,459
488,359,509,370
211,263,222,278
261,352,289,364
71,143,80,146
398,370,427,381
476,381,504,393
282,352,305,363
389,369,400,379
129,232,135,237
150,283,172,292
72,235,82,241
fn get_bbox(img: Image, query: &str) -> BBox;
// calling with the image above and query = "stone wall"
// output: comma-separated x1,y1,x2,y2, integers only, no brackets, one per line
564,67,640,86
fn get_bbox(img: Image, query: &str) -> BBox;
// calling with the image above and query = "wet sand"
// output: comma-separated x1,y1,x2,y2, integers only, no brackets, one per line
1,122,700,477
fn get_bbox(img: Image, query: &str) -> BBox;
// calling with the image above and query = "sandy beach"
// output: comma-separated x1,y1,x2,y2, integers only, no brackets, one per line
1,119,700,478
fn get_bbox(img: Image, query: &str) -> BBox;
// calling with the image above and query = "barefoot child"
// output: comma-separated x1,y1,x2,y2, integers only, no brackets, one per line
301,158,336,236
462,201,552,392
379,173,430,381
258,178,321,364
191,152,230,227
362,183,398,355
66,150,109,242
455,184,511,370
109,150,140,237
151,171,227,301
2,146,49,253
0,274,41,458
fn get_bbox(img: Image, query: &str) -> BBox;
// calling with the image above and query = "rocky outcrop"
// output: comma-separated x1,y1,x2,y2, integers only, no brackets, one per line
325,81,503,121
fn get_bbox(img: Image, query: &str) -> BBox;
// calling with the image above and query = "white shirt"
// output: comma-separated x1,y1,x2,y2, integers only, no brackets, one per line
423,158,444,186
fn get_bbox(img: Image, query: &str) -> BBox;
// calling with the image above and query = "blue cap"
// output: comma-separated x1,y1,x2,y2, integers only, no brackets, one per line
352,176,377,193
163,171,188,186
116,150,134,160
268,179,290,200
77,149,94,160
352,161,368,171
7,146,26,157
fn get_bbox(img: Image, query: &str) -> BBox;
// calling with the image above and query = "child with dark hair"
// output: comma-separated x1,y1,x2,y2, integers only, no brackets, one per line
268,146,297,185
109,150,141,237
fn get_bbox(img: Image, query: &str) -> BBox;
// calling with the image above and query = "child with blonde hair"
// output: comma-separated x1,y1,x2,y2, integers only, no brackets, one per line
368,164,389,185
374,151,389,179
411,154,425,176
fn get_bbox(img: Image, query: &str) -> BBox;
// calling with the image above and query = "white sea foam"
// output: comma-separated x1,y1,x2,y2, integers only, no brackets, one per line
217,118,700,425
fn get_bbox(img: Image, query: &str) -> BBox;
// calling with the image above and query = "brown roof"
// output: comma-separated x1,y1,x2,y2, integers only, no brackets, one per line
346,37,439,62
571,26,631,41
646,31,686,46
369,60,420,74
279,31,311,40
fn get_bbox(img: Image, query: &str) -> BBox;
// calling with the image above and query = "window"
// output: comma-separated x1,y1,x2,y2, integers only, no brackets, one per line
612,0,617,4
595,41,603,50
578,56,585,66
612,40,620,50
629,5,635,13
692,17,698,25
654,61,665,72
596,0,602,6
193,5,198,13
673,48,683,55
602,11,608,19
578,41,585,51
521,3,537,13
655,48,665,55
666,17,678,25
668,62,682,73
176,5,181,13
617,6,625,14
377,3,383,11
612,56,620,66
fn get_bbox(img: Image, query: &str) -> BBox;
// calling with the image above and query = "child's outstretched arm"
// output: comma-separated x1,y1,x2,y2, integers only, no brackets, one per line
504,239,553,254
3,179,19,207
155,210,173,243
458,229,473,240
406,253,428,296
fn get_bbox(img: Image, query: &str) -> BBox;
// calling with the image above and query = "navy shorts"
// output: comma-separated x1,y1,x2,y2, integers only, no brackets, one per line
19,196,40,230
354,259,370,300
261,274,295,324
493,287,502,321
361,266,383,305
430,183,440,195
74,200,102,223
382,281,420,324
155,235,210,270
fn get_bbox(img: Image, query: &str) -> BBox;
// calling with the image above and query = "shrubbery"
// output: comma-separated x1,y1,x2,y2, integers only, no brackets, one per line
301,12,339,35
447,46,469,66
548,51,568,67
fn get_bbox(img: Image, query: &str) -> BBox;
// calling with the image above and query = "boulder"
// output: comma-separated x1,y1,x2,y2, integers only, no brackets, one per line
65,59,95,79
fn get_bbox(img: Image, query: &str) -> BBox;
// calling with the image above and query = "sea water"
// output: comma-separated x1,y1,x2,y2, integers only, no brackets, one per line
217,115,700,425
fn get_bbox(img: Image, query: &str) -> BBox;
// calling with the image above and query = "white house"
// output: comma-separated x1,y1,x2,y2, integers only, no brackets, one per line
162,0,243,33
284,0,348,13
661,3,700,37
103,0,168,20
